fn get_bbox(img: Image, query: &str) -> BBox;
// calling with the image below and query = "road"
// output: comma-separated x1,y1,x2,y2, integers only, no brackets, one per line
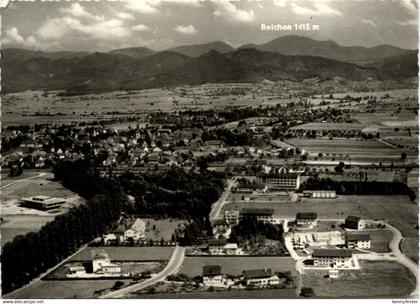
100,246,186,299
209,178,236,222
1,172,47,190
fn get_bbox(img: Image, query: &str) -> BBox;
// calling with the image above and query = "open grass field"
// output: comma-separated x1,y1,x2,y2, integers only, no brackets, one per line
368,229,393,253
3,279,119,299
69,246,174,261
142,218,186,241
285,138,405,156
302,260,416,298
178,256,296,277
1,171,85,245
223,195,418,261
130,288,297,299
2,85,295,126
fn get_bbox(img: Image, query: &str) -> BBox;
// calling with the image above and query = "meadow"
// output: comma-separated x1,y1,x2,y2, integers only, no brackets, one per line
69,246,174,261
302,261,416,298
178,256,296,277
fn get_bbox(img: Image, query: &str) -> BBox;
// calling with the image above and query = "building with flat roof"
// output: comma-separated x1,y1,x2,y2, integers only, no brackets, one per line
259,173,300,190
20,195,66,211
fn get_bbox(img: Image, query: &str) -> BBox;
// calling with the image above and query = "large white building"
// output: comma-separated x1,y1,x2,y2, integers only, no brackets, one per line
312,249,353,269
260,173,301,190
91,249,121,275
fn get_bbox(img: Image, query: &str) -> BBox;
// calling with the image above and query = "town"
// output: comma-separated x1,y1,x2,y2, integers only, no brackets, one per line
1,86,418,299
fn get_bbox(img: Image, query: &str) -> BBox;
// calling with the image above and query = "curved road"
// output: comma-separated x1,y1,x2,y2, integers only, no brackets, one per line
100,246,185,299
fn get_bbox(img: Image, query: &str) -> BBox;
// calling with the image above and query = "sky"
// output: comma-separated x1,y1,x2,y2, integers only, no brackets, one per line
2,0,419,52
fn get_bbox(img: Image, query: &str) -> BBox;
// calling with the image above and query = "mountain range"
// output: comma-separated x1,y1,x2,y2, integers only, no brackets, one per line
2,35,417,95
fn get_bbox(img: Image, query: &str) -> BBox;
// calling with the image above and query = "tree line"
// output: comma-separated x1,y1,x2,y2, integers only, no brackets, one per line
301,177,416,201
2,159,126,294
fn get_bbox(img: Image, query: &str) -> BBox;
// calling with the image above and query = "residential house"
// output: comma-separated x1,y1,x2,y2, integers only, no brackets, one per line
345,232,371,249
124,218,146,242
296,212,318,226
208,239,227,255
345,216,366,230
224,210,240,225
243,268,280,287
212,219,231,239
91,249,122,275
202,265,224,288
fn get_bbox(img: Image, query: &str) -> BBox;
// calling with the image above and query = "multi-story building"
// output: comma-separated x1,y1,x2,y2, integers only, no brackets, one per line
345,216,366,230
312,249,353,268
260,173,300,190
346,233,371,249
240,208,276,224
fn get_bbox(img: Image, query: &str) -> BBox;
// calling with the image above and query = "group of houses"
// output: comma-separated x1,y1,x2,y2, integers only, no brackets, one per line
202,265,281,289
67,249,122,277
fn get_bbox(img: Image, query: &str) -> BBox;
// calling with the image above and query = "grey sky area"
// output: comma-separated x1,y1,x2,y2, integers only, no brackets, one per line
2,0,418,52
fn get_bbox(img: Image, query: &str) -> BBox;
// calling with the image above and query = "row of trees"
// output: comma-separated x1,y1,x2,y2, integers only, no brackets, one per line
2,160,126,294
301,177,416,201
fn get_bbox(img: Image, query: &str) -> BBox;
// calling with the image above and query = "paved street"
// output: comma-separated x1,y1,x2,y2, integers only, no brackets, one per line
100,246,186,299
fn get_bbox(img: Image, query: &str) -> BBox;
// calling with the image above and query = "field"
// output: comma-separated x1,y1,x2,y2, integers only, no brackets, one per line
69,246,174,261
284,138,410,158
142,218,186,241
302,261,416,298
2,86,296,126
178,256,296,277
1,171,85,245
368,229,393,253
130,288,297,299
3,279,120,299
223,195,418,261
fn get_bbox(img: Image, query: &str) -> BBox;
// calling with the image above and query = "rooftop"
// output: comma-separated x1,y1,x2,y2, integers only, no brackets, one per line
296,212,318,220
203,265,222,276
312,249,353,258
346,233,371,241
243,268,272,279
345,215,362,223
91,249,110,261
241,208,274,216
208,239,227,246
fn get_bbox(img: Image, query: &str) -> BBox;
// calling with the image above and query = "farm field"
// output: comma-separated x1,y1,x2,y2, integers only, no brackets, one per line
178,256,296,277
69,246,174,261
223,195,418,261
290,122,366,131
284,138,409,157
3,279,119,299
2,85,295,126
302,261,416,298
129,288,297,299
